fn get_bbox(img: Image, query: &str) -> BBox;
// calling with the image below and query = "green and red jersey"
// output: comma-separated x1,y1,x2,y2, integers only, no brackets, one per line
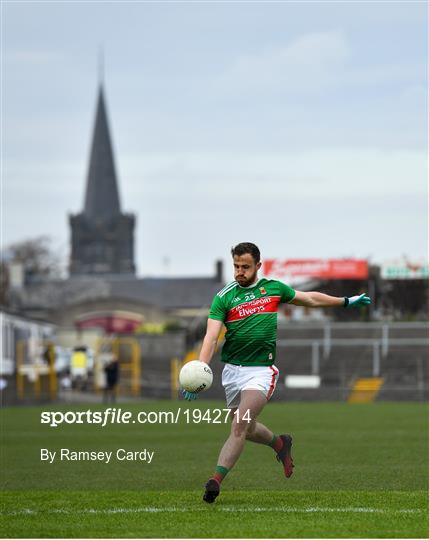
209,278,296,366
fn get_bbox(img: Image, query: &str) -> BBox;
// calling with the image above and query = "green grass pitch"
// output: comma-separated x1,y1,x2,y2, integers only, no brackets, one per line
1,401,428,538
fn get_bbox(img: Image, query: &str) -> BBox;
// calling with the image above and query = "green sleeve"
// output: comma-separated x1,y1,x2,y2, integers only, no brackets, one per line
279,281,296,303
208,294,226,321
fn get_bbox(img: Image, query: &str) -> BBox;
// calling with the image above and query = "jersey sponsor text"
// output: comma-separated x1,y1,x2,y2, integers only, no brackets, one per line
226,296,281,322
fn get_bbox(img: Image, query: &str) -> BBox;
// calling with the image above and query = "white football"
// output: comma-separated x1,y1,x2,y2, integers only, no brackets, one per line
179,360,213,393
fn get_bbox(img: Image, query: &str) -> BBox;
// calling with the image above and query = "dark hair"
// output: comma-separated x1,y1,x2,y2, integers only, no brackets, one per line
231,242,261,263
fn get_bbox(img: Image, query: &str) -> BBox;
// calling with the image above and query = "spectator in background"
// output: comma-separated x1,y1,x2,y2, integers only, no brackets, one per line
43,342,56,367
104,356,119,403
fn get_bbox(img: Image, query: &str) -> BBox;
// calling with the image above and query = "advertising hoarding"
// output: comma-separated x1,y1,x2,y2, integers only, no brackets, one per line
262,259,369,280
381,262,429,279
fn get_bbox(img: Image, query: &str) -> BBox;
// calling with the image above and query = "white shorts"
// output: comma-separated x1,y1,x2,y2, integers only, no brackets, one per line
221,363,279,408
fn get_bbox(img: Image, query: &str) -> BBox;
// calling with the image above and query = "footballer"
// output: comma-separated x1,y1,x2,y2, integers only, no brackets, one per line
183,242,371,503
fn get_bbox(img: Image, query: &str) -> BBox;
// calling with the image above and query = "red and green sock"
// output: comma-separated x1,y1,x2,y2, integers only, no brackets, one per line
210,438,281,486
268,434,283,453
212,465,230,484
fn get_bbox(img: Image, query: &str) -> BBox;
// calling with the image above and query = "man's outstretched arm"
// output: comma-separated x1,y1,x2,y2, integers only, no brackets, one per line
291,291,371,308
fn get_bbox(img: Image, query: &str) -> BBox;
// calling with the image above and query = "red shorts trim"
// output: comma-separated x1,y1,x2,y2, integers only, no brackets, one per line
267,365,279,400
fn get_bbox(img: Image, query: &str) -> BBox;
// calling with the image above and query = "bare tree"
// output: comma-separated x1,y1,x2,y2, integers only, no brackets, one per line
1,237,66,306
3,236,64,280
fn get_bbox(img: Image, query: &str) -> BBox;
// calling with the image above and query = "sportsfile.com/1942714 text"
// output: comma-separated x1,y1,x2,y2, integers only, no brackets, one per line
40,408,252,427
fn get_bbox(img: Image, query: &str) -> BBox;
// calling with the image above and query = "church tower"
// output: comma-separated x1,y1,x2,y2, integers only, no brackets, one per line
69,85,136,276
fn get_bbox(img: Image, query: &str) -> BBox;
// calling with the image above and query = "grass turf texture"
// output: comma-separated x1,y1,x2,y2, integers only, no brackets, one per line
1,401,428,537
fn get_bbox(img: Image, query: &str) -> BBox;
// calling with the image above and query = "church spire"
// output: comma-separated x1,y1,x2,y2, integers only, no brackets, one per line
69,78,135,277
98,45,104,87
83,85,121,221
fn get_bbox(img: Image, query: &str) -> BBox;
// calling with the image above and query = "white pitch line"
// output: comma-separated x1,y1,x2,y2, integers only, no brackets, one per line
1,507,424,516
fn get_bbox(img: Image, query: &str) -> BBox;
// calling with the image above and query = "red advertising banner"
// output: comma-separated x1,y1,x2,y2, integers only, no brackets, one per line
75,312,143,333
262,259,369,280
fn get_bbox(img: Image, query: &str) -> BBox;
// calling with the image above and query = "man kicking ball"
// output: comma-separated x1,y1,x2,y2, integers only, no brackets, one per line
183,242,371,503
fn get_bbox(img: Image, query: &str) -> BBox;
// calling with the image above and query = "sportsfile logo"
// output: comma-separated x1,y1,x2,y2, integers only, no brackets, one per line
40,408,251,426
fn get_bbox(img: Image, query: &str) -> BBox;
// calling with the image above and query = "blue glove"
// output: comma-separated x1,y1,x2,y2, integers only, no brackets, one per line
182,390,198,401
344,293,371,308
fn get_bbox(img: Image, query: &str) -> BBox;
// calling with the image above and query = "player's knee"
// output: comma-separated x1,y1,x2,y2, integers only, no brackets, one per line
231,418,248,438
245,420,256,438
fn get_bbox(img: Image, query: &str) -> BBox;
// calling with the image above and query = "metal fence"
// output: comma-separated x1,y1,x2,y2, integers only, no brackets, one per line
273,321,429,401
277,338,429,377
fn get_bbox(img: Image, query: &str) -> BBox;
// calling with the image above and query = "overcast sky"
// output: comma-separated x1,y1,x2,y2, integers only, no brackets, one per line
2,1,428,278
